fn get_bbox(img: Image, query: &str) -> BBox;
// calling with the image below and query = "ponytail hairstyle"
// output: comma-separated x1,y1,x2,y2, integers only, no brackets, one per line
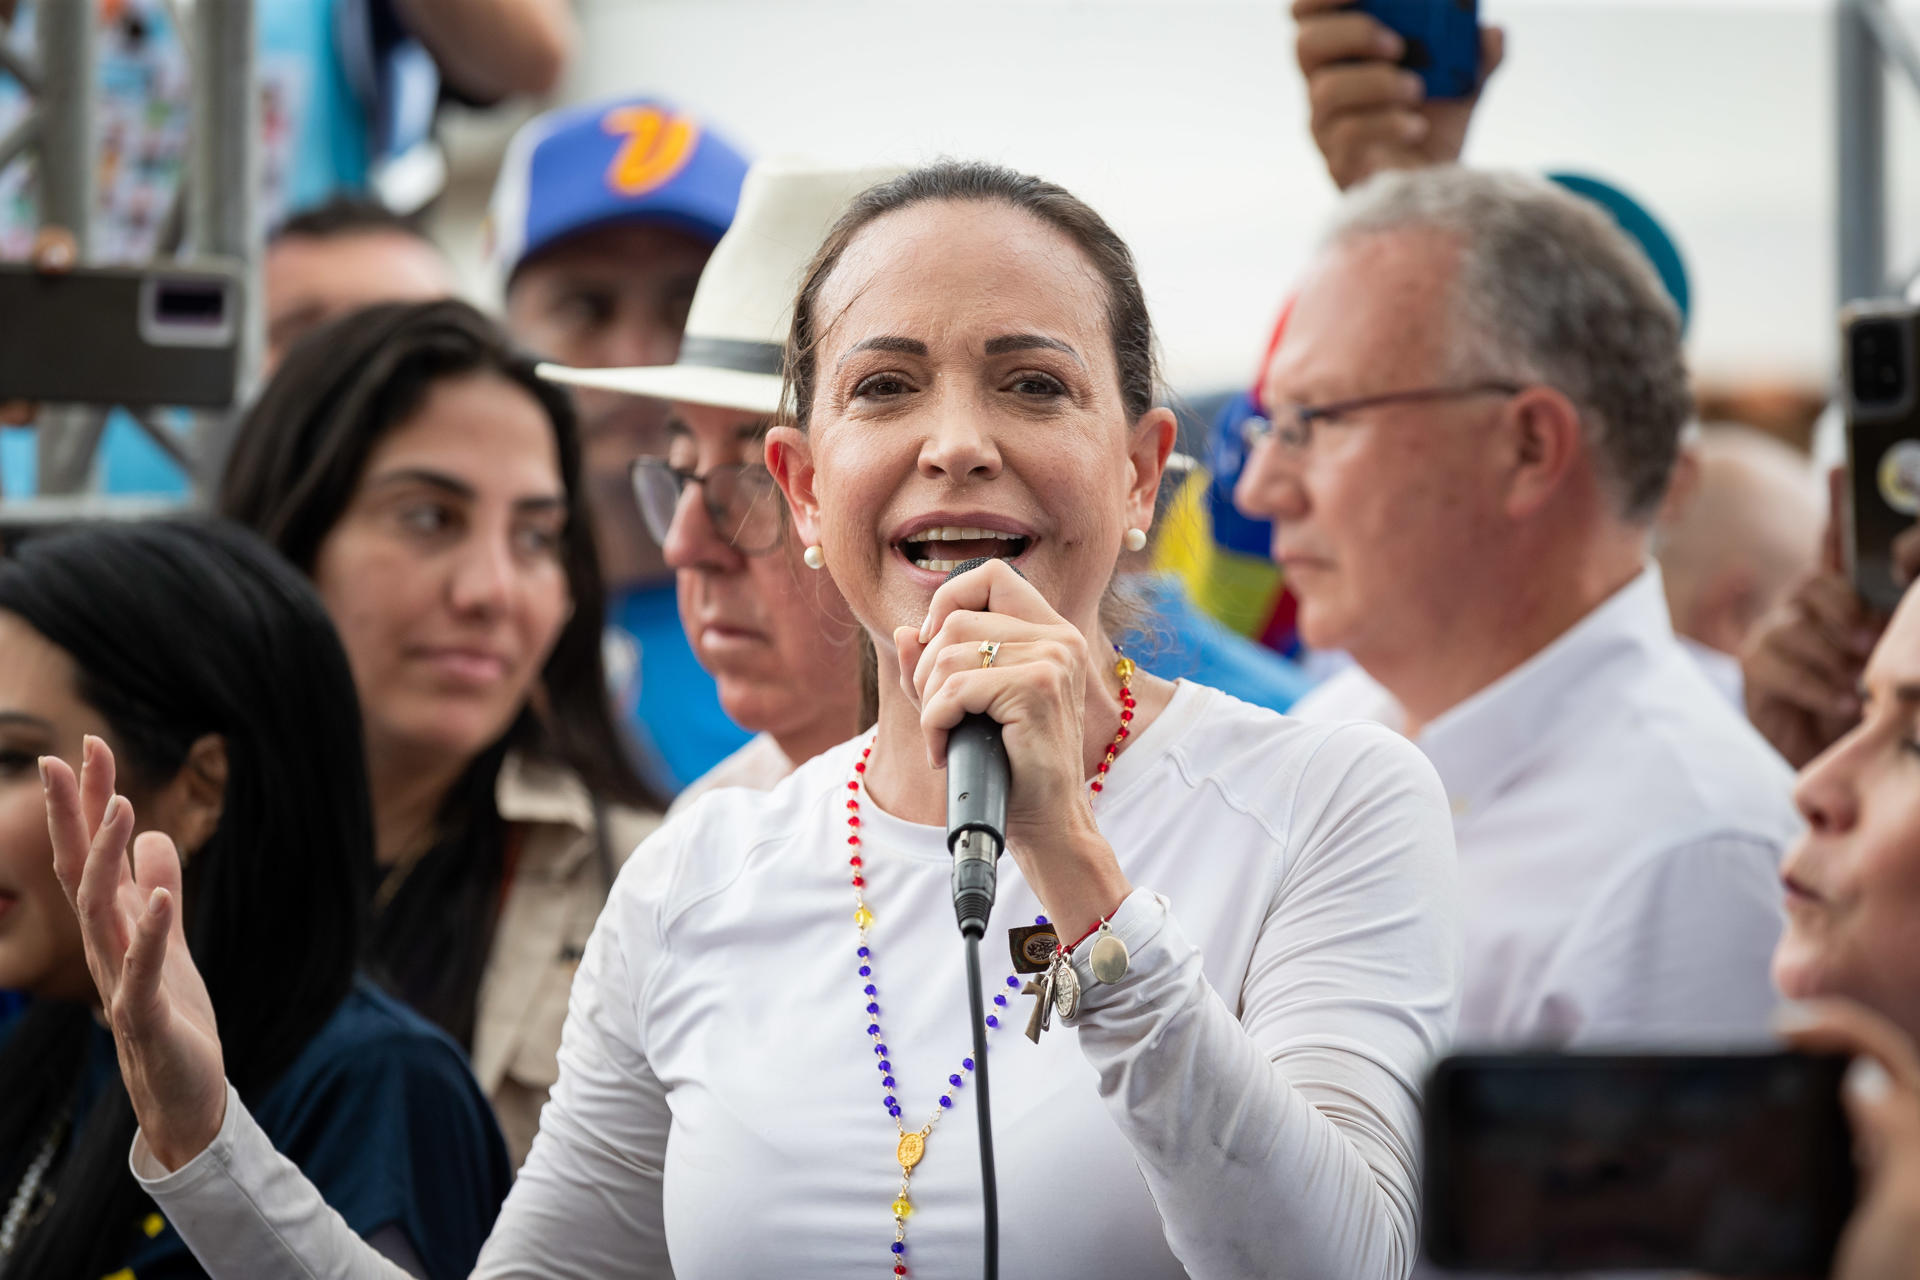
0,518,372,1279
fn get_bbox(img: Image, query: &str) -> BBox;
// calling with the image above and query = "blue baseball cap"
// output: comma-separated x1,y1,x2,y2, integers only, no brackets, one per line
486,96,750,289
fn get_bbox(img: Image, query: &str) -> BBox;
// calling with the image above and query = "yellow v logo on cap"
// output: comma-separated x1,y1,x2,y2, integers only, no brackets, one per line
601,106,700,197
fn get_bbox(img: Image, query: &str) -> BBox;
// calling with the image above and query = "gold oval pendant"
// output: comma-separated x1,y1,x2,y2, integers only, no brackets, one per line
896,1132,925,1171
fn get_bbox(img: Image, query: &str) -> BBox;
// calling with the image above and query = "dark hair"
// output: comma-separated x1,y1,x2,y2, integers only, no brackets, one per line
0,519,372,1280
217,298,657,1045
788,161,1158,431
271,196,434,247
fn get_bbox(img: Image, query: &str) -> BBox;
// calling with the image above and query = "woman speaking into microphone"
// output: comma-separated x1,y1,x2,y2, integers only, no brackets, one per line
51,162,1460,1279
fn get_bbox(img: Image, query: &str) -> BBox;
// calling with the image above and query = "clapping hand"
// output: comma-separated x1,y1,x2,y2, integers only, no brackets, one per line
46,735,228,1171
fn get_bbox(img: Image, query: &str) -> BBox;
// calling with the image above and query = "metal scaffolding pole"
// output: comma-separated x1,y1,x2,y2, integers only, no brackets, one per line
1838,0,1887,306
32,0,105,496
186,0,261,482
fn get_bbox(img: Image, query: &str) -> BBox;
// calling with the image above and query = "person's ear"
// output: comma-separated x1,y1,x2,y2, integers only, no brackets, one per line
766,425,823,548
1125,408,1179,535
1657,440,1703,530
1698,565,1762,655
146,734,228,861
1498,386,1585,520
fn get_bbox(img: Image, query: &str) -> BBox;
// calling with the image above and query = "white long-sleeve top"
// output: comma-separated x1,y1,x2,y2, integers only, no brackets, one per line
134,681,1461,1279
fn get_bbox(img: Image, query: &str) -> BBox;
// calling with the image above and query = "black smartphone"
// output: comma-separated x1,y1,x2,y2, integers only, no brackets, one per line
1841,301,1920,613
0,261,242,408
1422,1052,1856,1274
1356,0,1482,100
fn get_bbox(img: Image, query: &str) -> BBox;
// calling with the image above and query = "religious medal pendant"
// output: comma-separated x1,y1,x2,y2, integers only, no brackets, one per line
1089,919,1131,985
1050,951,1081,1020
1007,921,1059,974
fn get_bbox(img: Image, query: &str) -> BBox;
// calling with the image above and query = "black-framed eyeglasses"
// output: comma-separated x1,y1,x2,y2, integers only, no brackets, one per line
1241,381,1527,454
630,458,785,556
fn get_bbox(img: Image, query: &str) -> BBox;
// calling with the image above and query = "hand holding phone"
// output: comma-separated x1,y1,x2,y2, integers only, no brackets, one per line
1738,467,1880,769
1293,0,1505,190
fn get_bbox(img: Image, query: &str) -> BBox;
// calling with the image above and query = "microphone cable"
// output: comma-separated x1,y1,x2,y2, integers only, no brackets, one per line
963,926,999,1280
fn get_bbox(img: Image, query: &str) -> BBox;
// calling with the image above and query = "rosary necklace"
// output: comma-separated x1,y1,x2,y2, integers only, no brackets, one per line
845,647,1135,1276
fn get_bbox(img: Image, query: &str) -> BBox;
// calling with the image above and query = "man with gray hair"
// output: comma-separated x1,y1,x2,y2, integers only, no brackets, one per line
1237,167,1799,1048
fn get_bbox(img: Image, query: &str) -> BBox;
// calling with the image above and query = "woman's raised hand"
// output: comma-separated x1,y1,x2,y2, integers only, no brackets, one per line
45,735,228,1171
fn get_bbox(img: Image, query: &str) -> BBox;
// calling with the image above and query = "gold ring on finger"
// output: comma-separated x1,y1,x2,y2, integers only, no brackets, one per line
979,640,1001,669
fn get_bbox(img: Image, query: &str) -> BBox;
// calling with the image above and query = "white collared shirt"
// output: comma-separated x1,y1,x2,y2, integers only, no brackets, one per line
1294,566,1799,1048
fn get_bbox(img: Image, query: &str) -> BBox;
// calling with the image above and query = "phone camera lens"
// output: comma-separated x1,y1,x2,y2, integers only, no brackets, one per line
1851,319,1908,406
153,279,226,326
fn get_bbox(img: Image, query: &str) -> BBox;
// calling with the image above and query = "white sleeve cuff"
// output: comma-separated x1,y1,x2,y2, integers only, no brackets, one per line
1066,886,1169,1004
129,1080,246,1190
129,1079,406,1278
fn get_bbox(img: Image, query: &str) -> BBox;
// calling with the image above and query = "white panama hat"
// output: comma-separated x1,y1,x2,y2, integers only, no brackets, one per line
537,159,904,417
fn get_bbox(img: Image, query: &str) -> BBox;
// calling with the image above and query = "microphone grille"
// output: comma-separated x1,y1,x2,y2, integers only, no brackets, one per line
943,556,996,583
942,556,1026,583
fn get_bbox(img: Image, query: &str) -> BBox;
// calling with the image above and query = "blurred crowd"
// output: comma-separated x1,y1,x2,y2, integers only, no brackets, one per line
3,2,1920,1279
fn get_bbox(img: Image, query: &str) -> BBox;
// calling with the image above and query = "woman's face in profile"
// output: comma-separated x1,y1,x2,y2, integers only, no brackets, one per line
779,199,1163,639
1775,587,1920,1040
0,612,104,1001
311,371,573,770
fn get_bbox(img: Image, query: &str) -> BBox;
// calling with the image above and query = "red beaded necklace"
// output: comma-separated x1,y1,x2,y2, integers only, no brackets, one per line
844,647,1135,1277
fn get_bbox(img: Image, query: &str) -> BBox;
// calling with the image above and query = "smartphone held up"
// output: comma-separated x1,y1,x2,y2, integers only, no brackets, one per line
1842,300,1920,613
1422,1052,1857,1275
1355,0,1482,100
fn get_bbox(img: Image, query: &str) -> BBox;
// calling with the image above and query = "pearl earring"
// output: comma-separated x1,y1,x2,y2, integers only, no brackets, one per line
803,544,826,570
1123,527,1148,553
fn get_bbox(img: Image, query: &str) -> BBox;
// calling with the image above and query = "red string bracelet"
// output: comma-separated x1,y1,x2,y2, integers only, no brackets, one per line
1057,908,1118,957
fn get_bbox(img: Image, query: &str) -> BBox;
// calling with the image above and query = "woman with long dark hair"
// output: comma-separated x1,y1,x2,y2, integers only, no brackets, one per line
217,299,661,1164
5,520,507,1279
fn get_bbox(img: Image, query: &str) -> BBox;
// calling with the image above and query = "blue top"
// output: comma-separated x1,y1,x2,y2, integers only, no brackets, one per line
1127,575,1317,714
261,0,373,216
610,581,754,794
110,978,509,1280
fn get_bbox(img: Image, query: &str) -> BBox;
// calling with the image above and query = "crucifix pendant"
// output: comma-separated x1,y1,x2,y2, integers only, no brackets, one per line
1021,973,1052,1042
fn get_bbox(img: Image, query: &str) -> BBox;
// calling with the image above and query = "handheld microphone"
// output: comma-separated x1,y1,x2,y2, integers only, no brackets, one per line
942,557,1012,940
937,557,1009,1280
